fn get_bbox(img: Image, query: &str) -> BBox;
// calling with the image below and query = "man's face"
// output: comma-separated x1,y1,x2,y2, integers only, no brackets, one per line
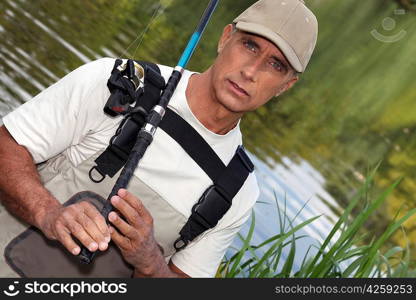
210,24,298,114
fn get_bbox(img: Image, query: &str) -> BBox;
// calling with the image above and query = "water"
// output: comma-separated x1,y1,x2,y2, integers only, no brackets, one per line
1,0,415,274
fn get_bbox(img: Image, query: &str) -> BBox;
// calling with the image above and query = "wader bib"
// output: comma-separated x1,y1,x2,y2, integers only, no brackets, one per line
0,59,254,278
1,149,187,278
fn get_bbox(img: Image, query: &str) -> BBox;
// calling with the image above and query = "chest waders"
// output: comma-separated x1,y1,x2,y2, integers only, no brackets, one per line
1,59,254,278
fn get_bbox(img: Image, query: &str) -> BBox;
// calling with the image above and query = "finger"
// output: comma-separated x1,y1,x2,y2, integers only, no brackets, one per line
118,189,152,223
66,219,99,252
109,225,129,251
55,225,81,255
82,202,111,243
76,212,108,251
108,210,137,239
111,195,141,227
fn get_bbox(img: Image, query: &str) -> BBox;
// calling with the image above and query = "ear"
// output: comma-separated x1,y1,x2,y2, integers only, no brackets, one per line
275,75,299,97
217,24,234,53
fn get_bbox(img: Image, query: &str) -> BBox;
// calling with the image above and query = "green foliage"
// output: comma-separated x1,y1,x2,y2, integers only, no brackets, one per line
241,0,416,254
218,170,416,278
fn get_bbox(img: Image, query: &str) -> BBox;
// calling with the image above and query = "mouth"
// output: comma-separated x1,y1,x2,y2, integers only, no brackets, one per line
227,80,249,97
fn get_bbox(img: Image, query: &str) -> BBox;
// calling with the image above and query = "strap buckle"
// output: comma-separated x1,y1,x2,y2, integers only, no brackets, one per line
174,238,188,251
88,166,106,183
191,185,231,228
174,185,232,252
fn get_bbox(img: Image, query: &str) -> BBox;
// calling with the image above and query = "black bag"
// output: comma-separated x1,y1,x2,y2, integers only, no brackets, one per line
4,191,134,278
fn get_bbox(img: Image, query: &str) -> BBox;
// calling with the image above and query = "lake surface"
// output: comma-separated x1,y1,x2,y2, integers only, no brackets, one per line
1,0,415,272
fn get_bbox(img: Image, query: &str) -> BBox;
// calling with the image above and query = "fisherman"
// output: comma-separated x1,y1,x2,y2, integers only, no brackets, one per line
0,0,317,278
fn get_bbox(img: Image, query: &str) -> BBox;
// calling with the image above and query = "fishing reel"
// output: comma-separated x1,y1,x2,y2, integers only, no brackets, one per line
104,59,145,117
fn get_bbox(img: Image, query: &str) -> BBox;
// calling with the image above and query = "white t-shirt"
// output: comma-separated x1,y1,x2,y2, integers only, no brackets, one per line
2,58,259,277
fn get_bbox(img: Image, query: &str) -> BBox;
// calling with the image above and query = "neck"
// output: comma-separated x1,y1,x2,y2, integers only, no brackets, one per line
186,68,241,135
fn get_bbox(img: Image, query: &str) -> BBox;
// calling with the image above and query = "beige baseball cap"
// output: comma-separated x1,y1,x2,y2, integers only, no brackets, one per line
233,0,318,73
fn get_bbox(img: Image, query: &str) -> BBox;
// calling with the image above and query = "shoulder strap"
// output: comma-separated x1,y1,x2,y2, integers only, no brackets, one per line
90,61,165,181
159,110,254,250
90,60,254,250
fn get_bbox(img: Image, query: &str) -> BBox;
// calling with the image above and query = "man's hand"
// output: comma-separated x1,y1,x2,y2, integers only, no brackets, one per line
38,202,111,255
108,189,164,276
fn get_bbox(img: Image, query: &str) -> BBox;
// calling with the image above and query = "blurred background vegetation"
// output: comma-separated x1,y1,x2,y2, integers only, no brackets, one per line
0,0,415,263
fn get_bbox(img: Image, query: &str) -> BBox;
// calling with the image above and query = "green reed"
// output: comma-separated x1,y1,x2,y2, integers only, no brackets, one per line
217,167,416,278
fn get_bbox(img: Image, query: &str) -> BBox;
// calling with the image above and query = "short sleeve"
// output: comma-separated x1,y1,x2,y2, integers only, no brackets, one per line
2,58,116,163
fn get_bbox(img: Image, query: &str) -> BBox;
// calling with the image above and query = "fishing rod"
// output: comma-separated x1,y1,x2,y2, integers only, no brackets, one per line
79,0,220,264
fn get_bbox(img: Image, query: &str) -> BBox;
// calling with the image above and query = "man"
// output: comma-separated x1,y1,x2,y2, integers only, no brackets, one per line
0,0,317,278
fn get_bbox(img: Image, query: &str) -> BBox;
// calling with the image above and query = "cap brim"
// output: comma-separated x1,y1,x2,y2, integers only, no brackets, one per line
235,21,303,72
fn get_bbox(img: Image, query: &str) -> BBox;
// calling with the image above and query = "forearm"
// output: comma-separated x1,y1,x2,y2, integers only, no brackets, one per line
132,259,189,278
131,241,188,278
0,126,61,228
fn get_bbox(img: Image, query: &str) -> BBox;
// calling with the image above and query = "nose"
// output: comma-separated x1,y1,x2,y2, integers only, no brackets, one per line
241,58,262,82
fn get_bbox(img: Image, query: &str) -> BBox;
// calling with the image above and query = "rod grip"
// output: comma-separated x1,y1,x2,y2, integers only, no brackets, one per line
78,129,153,264
159,70,182,107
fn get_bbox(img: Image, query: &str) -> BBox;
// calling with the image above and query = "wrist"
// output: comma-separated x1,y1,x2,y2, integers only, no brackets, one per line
133,262,172,278
132,244,172,278
34,199,62,234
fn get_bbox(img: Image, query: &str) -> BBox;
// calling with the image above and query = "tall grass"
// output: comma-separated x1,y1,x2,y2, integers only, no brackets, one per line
217,168,416,278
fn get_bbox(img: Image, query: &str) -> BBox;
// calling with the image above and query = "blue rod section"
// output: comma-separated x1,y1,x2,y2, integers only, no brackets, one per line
178,32,201,68
177,0,219,68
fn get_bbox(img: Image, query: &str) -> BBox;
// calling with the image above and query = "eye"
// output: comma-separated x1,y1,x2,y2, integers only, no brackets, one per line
270,60,284,73
243,39,257,53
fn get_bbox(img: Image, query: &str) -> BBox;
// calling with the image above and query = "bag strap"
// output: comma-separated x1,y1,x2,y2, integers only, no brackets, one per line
90,59,254,250
160,110,254,250
90,61,165,181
